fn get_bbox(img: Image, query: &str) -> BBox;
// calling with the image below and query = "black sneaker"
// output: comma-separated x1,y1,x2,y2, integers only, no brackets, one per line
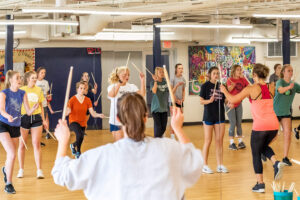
75,152,81,159
261,154,267,162
252,182,265,193
45,133,51,139
282,157,292,166
229,143,238,150
238,141,246,149
4,184,16,194
40,142,46,147
70,144,76,155
273,161,285,180
2,167,6,183
294,128,299,140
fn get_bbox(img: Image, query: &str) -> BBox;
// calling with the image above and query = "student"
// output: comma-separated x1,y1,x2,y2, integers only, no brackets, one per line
226,64,249,150
52,93,203,200
221,63,285,193
107,66,145,141
68,81,104,158
170,63,186,138
0,70,37,194
36,67,54,139
273,64,300,166
81,72,97,106
151,67,169,138
17,71,48,179
269,64,282,85
199,66,228,174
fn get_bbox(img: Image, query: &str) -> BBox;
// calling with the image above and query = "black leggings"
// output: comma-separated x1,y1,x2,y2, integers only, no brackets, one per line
152,112,168,138
250,130,278,174
70,122,86,153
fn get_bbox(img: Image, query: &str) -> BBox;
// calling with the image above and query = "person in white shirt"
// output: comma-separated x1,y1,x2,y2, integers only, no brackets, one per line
52,93,203,200
107,66,145,141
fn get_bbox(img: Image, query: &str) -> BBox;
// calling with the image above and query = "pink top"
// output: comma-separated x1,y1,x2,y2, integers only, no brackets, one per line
227,77,249,107
250,84,279,131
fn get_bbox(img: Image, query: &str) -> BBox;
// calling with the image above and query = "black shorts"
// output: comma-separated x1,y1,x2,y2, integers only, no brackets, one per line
277,115,292,121
0,121,21,138
21,114,43,129
171,103,184,108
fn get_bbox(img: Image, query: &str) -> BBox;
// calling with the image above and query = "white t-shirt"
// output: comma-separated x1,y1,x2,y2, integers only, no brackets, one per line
107,83,138,126
36,79,49,107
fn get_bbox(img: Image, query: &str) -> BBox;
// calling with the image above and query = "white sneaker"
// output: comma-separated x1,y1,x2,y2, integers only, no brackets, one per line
217,165,229,173
202,165,214,174
170,133,176,140
17,169,24,178
37,169,44,179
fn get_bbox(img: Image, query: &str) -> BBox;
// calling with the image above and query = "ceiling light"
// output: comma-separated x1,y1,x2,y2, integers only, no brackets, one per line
95,31,174,37
253,14,300,19
0,30,26,35
0,20,78,26
232,37,279,42
22,8,162,16
156,24,253,29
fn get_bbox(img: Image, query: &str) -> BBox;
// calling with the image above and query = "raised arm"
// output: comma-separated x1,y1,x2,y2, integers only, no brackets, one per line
137,72,146,97
108,83,121,98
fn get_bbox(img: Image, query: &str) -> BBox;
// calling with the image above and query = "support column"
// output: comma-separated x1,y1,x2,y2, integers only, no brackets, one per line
153,18,162,70
282,20,290,65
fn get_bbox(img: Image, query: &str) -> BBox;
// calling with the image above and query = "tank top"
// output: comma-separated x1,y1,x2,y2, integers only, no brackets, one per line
250,84,279,131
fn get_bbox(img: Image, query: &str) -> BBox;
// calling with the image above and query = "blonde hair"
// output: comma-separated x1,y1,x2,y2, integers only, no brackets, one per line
154,67,163,77
108,66,129,84
5,70,19,89
280,64,292,79
76,81,86,90
24,71,37,86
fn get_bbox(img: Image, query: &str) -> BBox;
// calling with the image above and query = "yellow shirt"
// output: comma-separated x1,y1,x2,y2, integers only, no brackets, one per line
21,86,44,115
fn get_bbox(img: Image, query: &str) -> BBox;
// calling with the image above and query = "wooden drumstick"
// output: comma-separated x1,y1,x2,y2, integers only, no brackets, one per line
49,82,53,95
131,62,142,73
20,135,28,150
145,67,154,76
163,65,176,107
62,66,73,121
126,53,130,67
96,91,102,103
91,72,96,85
46,129,57,141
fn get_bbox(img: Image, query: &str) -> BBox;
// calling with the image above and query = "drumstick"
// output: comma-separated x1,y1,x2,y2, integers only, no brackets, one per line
91,72,96,85
126,53,130,67
62,66,73,121
291,158,300,165
49,82,53,94
53,110,62,113
131,62,142,73
46,129,57,141
20,135,28,150
145,67,154,76
96,91,102,103
163,65,176,107
226,108,232,114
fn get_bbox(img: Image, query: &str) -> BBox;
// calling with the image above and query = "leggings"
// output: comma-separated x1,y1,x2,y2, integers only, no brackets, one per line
152,112,168,138
226,104,243,137
250,130,278,174
70,122,86,153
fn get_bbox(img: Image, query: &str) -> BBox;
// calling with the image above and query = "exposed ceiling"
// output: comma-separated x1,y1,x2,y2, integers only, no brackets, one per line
0,0,299,41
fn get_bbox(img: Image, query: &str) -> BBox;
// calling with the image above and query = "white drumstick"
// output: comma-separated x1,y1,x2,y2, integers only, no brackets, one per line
163,65,176,107
291,158,300,165
96,91,102,103
91,72,96,85
62,67,73,121
131,62,142,73
46,129,57,141
53,110,62,113
20,135,28,150
145,67,154,76
126,53,130,67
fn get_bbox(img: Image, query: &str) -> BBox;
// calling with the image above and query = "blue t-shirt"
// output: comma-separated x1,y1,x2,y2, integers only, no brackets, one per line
0,88,25,127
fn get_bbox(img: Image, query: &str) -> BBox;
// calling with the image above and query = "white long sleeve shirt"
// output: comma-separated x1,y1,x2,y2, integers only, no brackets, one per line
52,137,203,200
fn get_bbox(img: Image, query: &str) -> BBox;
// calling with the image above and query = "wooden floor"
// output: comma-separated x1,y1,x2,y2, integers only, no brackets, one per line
1,121,300,200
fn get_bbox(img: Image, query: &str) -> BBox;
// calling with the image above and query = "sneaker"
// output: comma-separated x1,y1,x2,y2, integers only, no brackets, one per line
4,184,16,194
40,142,46,147
170,133,176,140
75,152,81,159
17,169,23,178
274,161,285,181
238,141,246,149
282,157,292,166
37,169,44,179
2,167,7,183
45,133,51,139
202,165,214,174
261,154,267,162
217,165,229,173
294,128,299,140
70,144,76,155
252,182,265,193
229,143,238,150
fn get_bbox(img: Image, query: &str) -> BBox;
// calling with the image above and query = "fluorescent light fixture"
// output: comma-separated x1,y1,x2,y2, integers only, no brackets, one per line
95,31,174,38
22,8,162,16
156,24,253,29
0,30,26,35
253,14,300,18
232,37,279,42
0,20,78,26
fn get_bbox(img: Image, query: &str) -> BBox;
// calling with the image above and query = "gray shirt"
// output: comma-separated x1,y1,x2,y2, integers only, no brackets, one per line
171,76,186,100
269,73,279,84
52,137,203,200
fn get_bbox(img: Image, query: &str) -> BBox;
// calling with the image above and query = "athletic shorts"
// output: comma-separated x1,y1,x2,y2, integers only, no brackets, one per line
203,121,225,125
21,114,43,129
110,124,121,132
0,121,21,138
277,115,291,121
171,103,184,108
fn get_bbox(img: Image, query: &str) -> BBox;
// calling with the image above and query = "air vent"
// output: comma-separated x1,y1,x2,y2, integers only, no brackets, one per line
267,41,297,57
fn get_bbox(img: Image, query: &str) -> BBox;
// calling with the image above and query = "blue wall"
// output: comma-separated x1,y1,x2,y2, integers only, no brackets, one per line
35,48,102,130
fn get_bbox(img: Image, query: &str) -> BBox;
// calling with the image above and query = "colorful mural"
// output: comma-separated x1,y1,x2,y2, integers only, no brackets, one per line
188,46,256,95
